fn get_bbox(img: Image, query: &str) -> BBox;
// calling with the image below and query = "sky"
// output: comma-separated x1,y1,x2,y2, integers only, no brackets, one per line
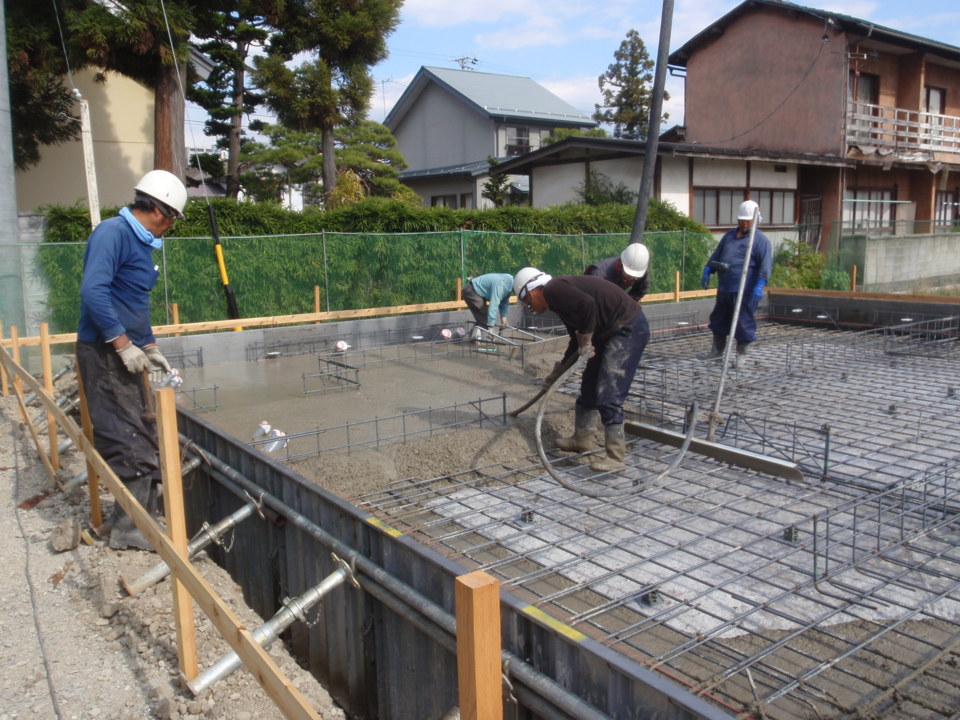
184,0,960,151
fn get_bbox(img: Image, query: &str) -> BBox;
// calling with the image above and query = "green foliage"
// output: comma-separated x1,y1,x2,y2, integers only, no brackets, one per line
482,157,510,208
820,266,851,291
335,121,409,197
543,127,608,146
769,239,826,289
574,171,637,206
190,152,226,179
36,198,713,332
592,29,668,140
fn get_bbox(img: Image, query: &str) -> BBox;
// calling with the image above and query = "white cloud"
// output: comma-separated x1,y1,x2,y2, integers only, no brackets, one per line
538,74,601,117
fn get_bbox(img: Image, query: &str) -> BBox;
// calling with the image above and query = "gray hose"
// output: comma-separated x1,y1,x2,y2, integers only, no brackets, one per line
533,353,698,498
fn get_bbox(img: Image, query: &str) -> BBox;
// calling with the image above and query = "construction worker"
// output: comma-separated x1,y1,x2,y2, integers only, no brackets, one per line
700,199,772,361
76,170,187,551
514,268,649,472
463,273,514,340
585,243,650,301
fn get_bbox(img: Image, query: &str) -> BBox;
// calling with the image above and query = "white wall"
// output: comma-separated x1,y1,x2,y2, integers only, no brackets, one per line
393,84,493,171
531,164,584,207
692,158,747,187
751,162,797,189
660,156,690,215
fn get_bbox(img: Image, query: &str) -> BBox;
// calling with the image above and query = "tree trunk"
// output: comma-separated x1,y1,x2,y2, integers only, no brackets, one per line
154,61,186,181
226,44,247,199
321,125,336,207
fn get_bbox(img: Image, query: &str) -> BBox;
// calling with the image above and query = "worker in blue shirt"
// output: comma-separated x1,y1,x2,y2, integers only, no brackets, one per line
700,200,773,361
463,273,514,341
76,170,187,551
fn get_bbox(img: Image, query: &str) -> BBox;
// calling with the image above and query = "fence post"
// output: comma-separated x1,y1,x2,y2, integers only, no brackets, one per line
172,303,180,337
11,326,23,421
155,386,199,686
580,231,585,269
455,570,503,720
314,286,321,324
850,265,858,292
460,228,466,287
74,364,103,529
674,271,681,302
456,278,463,301
40,323,60,471
322,230,331,312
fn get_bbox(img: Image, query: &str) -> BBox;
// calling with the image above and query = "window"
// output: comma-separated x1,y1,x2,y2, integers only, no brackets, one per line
693,188,741,227
755,190,796,225
935,190,958,227
843,187,894,230
506,127,530,156
430,194,457,208
460,193,474,210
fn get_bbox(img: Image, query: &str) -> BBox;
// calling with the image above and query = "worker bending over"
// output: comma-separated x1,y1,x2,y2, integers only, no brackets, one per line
585,243,650,301
463,273,514,340
515,268,650,472
76,170,187,551
700,200,772,361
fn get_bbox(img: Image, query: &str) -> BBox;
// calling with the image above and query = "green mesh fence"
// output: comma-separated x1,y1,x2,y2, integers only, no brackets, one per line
30,229,716,334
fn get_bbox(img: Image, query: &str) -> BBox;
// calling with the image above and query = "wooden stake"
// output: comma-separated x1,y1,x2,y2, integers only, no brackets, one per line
455,570,503,720
314,286,321,324
674,271,681,302
172,303,180,337
456,278,463,301
40,324,60,471
74,362,102,529
155,387,199,684
850,265,858,292
11,326,23,421
0,320,7,398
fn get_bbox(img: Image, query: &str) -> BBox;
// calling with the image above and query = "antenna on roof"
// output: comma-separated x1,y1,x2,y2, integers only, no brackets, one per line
450,56,478,71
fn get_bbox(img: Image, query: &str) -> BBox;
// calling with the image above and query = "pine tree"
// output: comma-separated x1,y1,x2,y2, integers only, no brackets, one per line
592,29,668,140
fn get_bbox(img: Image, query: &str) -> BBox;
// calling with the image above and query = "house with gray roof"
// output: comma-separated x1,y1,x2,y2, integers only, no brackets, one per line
384,66,595,208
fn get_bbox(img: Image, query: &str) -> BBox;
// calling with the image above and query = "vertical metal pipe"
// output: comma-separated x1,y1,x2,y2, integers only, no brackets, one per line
322,231,330,312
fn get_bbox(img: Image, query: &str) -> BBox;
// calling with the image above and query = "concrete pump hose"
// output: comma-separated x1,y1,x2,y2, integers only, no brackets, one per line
533,355,698,498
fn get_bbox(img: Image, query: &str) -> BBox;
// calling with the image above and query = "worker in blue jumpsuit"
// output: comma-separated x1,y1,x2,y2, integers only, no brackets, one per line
701,200,773,361
76,170,187,550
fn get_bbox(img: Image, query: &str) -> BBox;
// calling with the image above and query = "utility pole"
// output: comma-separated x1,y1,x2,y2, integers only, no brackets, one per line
77,93,101,228
630,0,674,245
450,56,478,71
0,0,26,332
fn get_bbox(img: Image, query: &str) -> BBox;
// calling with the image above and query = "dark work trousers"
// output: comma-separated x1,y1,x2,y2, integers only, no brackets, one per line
577,311,650,426
461,282,489,328
709,291,759,343
76,341,161,532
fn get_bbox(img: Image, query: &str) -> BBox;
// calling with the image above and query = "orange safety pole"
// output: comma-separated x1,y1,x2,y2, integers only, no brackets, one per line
455,570,503,720
40,324,60,470
155,386,199,684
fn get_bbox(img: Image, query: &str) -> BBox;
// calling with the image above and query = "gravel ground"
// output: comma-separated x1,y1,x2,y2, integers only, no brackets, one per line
0,391,344,720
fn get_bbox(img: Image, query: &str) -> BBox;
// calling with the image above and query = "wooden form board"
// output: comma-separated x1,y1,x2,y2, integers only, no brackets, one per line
0,343,322,720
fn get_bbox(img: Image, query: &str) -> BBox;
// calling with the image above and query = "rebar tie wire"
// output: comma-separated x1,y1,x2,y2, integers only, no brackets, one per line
532,353,698,498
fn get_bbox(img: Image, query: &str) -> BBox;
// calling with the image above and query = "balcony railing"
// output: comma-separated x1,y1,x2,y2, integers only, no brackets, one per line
846,102,960,156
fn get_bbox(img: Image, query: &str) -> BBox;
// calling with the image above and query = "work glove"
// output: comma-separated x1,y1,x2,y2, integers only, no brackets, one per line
116,342,151,375
575,331,594,357
752,277,767,303
144,344,172,384
542,360,565,388
701,266,712,290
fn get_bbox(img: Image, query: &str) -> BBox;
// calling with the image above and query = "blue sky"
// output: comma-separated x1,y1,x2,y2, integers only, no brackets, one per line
185,0,960,150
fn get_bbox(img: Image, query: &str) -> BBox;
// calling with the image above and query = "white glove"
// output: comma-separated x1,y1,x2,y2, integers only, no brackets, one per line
144,345,172,384
116,343,151,374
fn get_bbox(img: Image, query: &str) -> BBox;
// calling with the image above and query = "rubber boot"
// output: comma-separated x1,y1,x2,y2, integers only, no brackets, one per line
699,334,726,360
109,477,158,551
731,341,750,369
470,326,483,342
556,405,599,452
590,423,626,472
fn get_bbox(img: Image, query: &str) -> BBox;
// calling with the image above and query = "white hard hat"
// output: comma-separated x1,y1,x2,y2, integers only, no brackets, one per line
737,200,761,222
620,243,649,278
135,170,187,219
514,267,543,299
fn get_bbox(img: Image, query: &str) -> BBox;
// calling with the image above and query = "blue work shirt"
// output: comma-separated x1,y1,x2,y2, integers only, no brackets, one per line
707,227,773,294
78,215,159,346
469,273,514,328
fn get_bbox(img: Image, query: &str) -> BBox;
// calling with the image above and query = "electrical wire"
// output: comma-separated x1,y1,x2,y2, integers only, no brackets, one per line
694,38,827,146
51,0,77,92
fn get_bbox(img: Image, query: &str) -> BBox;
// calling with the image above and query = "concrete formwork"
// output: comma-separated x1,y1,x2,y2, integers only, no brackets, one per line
172,295,960,720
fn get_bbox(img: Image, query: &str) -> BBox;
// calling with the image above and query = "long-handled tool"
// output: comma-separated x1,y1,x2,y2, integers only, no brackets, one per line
508,354,579,417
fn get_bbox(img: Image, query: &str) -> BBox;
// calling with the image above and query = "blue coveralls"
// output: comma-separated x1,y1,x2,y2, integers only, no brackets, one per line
706,227,773,344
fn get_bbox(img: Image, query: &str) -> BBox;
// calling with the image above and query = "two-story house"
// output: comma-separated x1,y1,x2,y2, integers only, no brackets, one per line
384,66,596,208
669,0,960,246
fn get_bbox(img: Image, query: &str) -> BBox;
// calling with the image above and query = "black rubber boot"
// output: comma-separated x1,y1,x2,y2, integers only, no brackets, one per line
556,404,599,452
108,477,159,551
699,334,726,360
